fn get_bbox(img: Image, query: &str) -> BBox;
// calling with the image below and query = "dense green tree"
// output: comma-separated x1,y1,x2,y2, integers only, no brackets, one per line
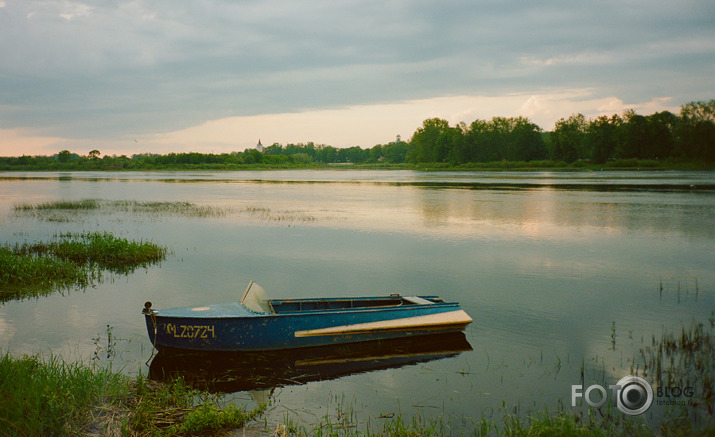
263,143,284,155
616,110,649,159
383,141,408,163
461,116,545,163
289,153,312,164
465,119,497,162
586,115,621,163
510,117,546,161
645,111,678,159
678,100,715,161
315,145,338,163
57,150,73,163
551,114,586,163
408,118,452,163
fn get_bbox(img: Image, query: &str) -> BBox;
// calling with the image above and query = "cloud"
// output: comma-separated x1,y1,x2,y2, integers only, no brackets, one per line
58,1,93,20
0,0,712,156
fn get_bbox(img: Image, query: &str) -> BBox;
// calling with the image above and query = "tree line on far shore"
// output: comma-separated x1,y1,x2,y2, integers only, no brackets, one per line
405,100,714,165
1,100,713,170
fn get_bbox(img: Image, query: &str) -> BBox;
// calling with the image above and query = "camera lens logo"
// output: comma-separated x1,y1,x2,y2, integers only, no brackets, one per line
614,375,653,415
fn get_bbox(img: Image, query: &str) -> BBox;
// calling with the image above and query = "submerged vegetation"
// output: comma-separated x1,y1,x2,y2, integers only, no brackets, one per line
0,353,264,436
14,199,228,221
0,231,166,301
13,198,318,223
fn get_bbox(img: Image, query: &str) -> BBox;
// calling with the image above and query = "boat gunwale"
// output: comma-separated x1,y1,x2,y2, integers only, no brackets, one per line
149,300,463,320
149,295,458,319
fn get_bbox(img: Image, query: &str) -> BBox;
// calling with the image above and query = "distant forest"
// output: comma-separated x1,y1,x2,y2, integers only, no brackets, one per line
1,100,713,170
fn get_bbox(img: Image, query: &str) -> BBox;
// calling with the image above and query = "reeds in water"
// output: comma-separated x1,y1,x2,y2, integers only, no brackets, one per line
14,199,101,211
631,319,714,427
14,199,227,219
1,232,167,301
13,198,318,223
0,246,93,300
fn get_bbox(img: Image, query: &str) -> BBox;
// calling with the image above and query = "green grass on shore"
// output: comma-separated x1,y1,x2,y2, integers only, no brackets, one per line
0,353,125,436
0,353,263,436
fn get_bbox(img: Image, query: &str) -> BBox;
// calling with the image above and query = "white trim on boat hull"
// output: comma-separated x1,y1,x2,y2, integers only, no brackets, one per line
294,310,472,338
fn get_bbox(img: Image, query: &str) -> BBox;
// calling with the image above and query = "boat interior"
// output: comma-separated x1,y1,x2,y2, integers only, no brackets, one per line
241,281,445,314
269,295,444,313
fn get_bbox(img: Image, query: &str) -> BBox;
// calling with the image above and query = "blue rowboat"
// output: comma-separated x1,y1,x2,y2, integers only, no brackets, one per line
143,282,472,352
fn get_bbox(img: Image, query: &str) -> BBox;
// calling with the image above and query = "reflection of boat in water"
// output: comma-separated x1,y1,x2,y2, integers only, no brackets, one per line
149,332,472,393
142,282,472,352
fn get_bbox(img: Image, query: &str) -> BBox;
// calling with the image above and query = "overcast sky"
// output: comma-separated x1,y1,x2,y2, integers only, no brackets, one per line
1,0,713,156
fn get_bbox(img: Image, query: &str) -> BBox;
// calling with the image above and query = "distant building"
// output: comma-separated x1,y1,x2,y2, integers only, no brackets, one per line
256,139,263,153
396,134,401,143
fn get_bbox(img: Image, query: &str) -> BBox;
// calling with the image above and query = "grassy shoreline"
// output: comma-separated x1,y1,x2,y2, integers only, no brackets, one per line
0,353,264,436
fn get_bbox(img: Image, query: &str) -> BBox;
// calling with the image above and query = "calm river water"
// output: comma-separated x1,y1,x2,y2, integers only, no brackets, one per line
1,170,714,432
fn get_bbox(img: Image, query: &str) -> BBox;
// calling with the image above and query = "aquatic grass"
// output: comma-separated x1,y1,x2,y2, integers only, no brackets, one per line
14,199,228,219
108,200,228,218
378,414,445,436
630,320,715,423
0,353,263,437
238,206,317,222
127,373,265,436
14,198,101,211
13,198,321,223
280,407,646,437
12,232,167,274
13,199,102,222
495,407,653,437
0,246,91,300
1,232,167,301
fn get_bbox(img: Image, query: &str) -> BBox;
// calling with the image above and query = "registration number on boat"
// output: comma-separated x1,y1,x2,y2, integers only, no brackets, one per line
165,323,215,339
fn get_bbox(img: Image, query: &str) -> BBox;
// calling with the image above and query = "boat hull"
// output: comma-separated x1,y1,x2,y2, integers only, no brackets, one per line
144,297,472,352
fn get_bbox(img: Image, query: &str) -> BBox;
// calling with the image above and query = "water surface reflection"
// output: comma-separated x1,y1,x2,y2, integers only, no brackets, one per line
149,333,472,393
0,170,713,433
